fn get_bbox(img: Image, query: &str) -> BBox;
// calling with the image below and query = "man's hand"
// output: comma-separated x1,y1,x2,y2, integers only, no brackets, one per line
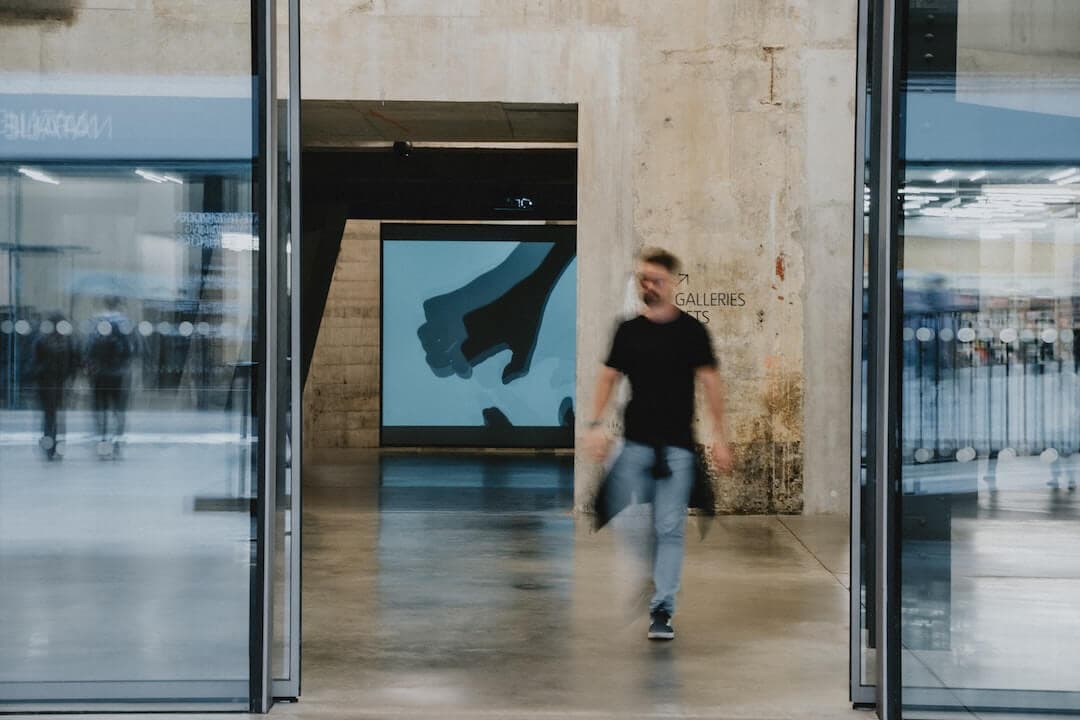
711,436,733,474
585,425,612,463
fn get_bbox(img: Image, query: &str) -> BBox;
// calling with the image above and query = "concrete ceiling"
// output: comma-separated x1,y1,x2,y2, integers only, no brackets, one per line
302,100,578,147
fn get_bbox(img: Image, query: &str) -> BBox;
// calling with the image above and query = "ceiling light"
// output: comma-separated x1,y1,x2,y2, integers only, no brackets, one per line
17,167,60,185
968,170,988,182
931,169,955,183
135,169,165,183
135,169,183,184
901,186,958,195
1048,167,1078,182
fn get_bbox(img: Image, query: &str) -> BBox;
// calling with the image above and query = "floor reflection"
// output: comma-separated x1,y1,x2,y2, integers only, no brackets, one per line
292,451,855,719
0,408,253,691
902,455,1080,702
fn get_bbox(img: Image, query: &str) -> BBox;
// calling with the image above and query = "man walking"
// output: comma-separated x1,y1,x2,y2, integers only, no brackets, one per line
32,312,77,460
585,247,732,641
86,296,135,459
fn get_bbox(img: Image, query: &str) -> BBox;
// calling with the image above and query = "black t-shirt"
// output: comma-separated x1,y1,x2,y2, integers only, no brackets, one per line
604,311,717,449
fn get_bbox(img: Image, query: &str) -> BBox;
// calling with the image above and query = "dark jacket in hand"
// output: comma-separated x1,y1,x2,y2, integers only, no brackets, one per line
591,444,717,539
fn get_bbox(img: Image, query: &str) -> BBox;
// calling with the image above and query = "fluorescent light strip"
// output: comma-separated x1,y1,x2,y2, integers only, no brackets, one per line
901,186,958,195
135,169,165,183
135,169,183,184
1048,167,1079,182
17,167,60,185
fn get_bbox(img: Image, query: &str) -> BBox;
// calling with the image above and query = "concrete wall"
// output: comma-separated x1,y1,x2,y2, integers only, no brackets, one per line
303,220,381,450
300,1,859,514
0,0,861,514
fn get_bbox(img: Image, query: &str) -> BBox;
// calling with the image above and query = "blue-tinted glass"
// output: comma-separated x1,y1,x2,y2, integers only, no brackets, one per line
897,1,1080,716
382,233,576,448
0,6,259,711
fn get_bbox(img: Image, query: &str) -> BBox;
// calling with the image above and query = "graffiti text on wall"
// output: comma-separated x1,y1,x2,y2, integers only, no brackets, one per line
176,212,258,252
0,109,113,142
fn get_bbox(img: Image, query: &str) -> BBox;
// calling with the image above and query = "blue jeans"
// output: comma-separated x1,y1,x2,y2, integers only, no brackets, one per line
609,440,695,616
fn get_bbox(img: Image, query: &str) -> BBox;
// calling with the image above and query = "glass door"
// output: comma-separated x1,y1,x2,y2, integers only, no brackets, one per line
0,3,265,712
895,0,1080,716
863,1,1080,717
0,0,299,711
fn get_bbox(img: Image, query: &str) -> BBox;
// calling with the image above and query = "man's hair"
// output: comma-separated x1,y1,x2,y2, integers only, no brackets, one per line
638,247,681,274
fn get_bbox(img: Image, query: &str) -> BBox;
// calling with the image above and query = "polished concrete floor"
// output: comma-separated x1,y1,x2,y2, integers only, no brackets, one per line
8,443,1080,718
1,438,860,719
271,450,861,720
0,420,856,718
1,409,252,696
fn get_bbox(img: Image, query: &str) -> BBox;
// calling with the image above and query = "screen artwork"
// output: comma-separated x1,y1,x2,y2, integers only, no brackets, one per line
381,225,576,447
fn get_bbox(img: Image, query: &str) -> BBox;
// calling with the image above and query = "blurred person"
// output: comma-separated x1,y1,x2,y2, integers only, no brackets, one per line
85,296,135,459
31,312,78,460
585,247,732,641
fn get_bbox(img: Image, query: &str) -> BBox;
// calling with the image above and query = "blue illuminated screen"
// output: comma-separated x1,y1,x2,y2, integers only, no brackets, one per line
381,225,576,447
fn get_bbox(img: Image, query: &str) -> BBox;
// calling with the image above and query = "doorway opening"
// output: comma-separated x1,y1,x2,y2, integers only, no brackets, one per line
296,99,582,703
288,100,854,718
299,99,578,456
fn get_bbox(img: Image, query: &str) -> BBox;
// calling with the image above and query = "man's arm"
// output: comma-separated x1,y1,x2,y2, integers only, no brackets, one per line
588,365,621,425
584,365,622,461
697,365,733,472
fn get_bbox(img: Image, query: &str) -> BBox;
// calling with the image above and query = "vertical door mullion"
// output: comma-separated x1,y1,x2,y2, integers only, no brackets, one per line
870,0,903,718
850,0,873,705
286,0,304,698
255,0,279,712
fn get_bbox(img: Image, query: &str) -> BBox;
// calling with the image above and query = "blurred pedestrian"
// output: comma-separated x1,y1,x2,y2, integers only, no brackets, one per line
585,248,732,641
31,312,77,460
85,296,135,459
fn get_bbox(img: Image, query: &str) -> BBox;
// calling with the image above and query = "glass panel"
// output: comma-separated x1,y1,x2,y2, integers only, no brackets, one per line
896,0,1080,716
0,5,259,711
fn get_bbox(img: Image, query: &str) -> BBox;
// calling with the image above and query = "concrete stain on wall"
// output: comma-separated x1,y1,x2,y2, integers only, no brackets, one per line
703,368,804,514
761,45,785,107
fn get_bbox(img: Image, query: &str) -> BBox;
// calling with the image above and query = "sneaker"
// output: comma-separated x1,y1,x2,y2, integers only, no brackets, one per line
648,609,674,641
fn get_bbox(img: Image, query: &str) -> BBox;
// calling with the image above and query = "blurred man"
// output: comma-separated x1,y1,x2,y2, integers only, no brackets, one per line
85,296,134,459
31,312,77,460
585,248,732,641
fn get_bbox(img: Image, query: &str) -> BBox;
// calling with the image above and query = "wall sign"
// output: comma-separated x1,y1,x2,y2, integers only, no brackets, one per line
674,274,746,324
0,93,252,161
